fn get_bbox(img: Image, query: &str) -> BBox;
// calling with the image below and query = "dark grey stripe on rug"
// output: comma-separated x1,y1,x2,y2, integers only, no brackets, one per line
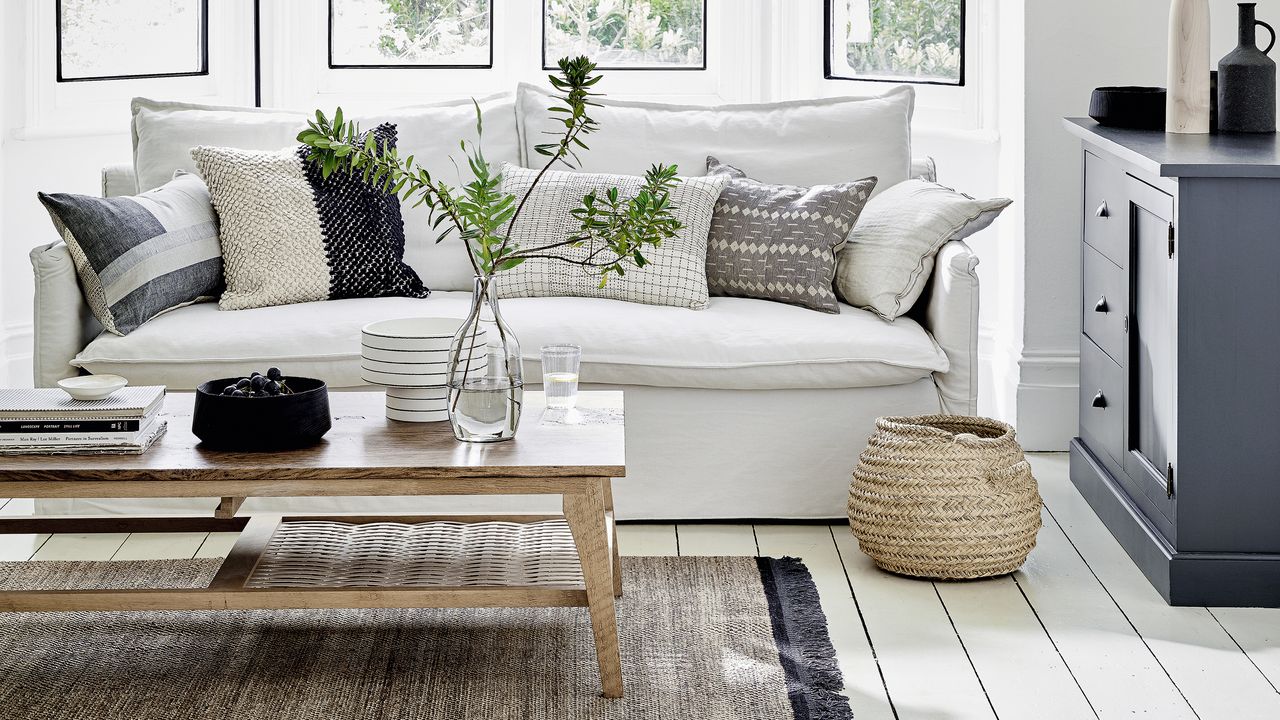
0,556,852,720
757,557,853,720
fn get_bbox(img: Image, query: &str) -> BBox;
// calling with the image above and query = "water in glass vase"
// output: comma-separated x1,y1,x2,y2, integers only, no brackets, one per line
543,372,579,409
449,376,524,442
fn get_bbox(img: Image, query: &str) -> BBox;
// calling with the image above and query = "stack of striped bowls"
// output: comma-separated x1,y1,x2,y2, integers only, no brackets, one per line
360,318,486,422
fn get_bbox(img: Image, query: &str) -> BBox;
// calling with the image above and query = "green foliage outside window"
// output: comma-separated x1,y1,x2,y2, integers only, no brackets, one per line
839,0,962,83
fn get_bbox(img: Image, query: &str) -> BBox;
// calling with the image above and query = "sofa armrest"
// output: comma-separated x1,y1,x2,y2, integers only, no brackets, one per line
102,163,138,197
919,240,979,415
30,242,101,387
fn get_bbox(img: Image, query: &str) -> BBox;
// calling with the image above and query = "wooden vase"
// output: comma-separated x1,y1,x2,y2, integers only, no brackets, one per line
1167,0,1212,133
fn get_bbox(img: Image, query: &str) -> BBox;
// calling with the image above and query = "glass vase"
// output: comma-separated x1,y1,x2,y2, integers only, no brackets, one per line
447,276,523,442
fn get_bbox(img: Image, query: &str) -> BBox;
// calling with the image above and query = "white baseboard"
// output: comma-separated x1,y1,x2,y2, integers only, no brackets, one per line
1015,349,1079,451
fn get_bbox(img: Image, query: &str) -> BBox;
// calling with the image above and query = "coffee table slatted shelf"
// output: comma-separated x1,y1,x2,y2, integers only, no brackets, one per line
0,391,626,697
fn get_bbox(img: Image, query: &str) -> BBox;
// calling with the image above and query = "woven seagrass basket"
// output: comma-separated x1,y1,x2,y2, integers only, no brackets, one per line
847,415,1042,579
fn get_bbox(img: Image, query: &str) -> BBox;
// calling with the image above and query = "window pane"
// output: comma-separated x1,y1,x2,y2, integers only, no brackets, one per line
330,0,492,67
543,0,705,70
58,0,205,81
827,0,963,85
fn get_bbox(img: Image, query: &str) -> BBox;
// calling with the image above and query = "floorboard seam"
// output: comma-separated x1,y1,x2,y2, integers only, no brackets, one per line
26,535,51,562
1205,608,1280,696
1011,571,1101,719
1041,504,1202,719
827,525,900,720
108,533,134,561
931,582,999,719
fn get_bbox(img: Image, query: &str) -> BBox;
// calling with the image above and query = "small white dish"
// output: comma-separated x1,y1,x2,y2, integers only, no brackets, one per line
57,374,128,401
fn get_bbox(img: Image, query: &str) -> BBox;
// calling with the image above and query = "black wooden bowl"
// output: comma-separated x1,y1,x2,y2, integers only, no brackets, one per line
192,377,331,451
1089,87,1167,130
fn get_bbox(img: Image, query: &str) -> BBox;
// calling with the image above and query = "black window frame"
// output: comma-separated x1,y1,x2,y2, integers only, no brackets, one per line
328,0,495,70
823,0,966,88
56,0,210,83
540,0,707,72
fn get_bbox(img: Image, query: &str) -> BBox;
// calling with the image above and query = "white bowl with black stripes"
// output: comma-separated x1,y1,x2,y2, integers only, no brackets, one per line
360,318,486,422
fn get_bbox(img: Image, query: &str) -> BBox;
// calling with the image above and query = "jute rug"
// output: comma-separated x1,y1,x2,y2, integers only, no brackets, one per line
0,556,851,720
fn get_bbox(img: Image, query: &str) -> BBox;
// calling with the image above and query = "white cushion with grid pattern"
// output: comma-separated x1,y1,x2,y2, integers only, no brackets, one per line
493,164,727,310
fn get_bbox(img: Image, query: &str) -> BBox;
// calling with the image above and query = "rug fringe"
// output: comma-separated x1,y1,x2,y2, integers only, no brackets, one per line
757,556,854,720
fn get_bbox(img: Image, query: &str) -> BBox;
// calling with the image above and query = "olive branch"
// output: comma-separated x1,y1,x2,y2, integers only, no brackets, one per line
295,55,684,289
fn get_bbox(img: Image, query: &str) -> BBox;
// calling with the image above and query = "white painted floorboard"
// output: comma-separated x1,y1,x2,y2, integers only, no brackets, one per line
1031,455,1280,719
112,532,210,561
2,453,1279,718
676,524,757,556
615,524,678,557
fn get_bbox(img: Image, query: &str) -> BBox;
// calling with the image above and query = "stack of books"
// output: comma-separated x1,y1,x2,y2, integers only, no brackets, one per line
0,386,167,455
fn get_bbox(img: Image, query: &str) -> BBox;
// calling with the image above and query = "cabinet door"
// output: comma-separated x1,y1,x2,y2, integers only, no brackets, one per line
1124,176,1177,523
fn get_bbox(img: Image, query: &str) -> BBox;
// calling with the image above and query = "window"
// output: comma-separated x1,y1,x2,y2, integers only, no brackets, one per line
57,0,208,82
329,0,493,68
542,0,706,70
825,0,964,86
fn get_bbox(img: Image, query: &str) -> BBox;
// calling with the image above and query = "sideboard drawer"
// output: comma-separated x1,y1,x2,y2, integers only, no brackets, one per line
1082,243,1128,365
1083,151,1128,267
1080,335,1124,464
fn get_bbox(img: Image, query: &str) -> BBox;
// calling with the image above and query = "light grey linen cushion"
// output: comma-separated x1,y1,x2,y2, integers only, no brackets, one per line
36,172,222,336
704,156,876,313
835,180,1012,320
493,163,728,310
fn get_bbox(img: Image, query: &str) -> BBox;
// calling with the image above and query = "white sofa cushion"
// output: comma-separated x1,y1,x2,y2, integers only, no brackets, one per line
835,180,1011,320
130,95,520,292
515,83,914,194
72,294,947,391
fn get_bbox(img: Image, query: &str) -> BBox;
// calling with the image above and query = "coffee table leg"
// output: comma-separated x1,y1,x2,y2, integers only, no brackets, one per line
564,481,624,698
602,479,623,598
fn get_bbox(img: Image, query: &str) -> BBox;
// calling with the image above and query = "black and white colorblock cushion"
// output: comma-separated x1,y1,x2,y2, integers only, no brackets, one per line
191,123,428,311
493,163,728,310
704,157,877,313
38,172,223,336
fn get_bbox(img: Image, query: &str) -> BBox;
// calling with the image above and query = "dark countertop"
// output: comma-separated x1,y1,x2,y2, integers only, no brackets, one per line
1064,118,1280,178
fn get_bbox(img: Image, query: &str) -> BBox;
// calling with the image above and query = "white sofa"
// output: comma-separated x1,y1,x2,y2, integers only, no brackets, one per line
28,90,981,521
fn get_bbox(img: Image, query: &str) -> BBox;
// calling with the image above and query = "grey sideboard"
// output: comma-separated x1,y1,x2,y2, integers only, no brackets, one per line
1065,118,1280,607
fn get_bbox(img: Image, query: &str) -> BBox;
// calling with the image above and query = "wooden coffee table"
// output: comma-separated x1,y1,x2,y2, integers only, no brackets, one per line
0,390,626,697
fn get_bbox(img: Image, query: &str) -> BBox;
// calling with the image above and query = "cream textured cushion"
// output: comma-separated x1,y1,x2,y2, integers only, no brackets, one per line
71,293,948,391
191,124,428,311
493,164,728,310
516,83,913,194
835,180,1011,320
130,95,520,291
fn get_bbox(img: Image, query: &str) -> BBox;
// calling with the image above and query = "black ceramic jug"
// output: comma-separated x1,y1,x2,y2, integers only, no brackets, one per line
1219,2,1277,133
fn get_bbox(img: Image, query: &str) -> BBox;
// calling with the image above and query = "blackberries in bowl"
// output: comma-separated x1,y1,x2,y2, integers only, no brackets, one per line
220,368,290,397
193,370,331,451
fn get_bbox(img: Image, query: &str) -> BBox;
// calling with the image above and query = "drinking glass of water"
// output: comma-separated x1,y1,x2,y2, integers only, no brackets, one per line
541,344,581,409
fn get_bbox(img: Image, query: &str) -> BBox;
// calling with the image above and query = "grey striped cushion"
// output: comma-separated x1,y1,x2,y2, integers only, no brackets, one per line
38,172,222,335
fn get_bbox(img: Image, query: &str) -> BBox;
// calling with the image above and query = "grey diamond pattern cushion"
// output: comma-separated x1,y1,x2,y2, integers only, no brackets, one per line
704,157,877,313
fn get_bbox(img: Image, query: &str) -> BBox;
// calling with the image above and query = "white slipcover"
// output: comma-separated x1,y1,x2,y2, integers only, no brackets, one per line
72,293,947,391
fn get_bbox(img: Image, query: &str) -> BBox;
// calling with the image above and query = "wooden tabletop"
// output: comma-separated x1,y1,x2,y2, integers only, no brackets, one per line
0,391,625,488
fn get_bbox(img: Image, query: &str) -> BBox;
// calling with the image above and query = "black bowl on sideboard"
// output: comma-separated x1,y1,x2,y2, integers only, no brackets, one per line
1089,86,1167,130
192,377,332,451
